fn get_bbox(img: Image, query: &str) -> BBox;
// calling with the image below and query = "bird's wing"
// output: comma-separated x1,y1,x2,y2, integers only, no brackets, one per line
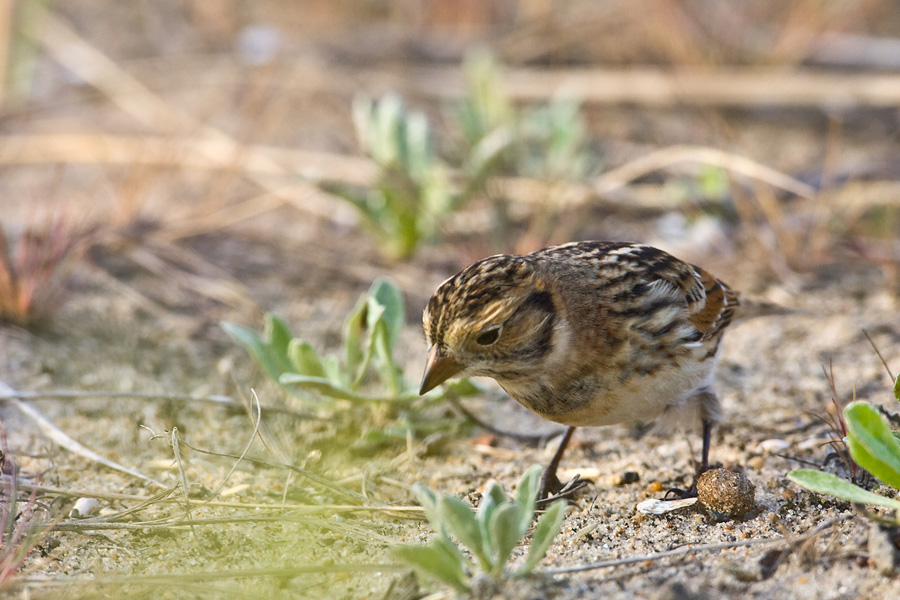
542,241,739,342
684,265,739,340
640,255,738,341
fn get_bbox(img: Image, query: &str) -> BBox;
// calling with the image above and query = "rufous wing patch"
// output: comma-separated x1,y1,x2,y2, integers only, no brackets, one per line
687,266,738,339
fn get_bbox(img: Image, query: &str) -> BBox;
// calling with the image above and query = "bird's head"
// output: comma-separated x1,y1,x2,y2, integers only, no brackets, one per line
419,254,558,394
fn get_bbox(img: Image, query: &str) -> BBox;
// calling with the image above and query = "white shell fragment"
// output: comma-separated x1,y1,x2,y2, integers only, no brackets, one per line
756,438,790,453
69,497,101,519
636,497,698,515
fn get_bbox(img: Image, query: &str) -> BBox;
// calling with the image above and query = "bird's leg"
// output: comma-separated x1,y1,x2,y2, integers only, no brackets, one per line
666,418,714,499
537,426,587,505
698,418,712,475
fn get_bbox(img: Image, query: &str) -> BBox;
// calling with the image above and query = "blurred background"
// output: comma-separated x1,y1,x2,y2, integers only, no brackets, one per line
1,0,898,321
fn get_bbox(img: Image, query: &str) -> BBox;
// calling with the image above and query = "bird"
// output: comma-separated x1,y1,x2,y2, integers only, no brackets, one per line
418,240,742,501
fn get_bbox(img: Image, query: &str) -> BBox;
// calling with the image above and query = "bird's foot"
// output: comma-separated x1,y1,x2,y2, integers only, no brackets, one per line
664,485,698,500
663,462,711,499
536,472,589,508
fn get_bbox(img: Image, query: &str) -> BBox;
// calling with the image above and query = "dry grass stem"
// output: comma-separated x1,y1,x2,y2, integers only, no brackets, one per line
1,382,165,488
4,477,421,514
0,134,377,186
402,65,900,108
592,145,816,201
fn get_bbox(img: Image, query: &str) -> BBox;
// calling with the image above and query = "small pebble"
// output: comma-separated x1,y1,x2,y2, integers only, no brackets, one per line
757,439,790,453
69,497,101,519
606,471,641,486
696,468,756,521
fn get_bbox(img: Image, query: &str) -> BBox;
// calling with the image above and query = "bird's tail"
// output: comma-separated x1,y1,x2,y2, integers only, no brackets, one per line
733,296,800,321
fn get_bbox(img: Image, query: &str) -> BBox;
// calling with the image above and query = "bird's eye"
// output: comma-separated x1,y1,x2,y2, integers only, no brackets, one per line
475,328,500,346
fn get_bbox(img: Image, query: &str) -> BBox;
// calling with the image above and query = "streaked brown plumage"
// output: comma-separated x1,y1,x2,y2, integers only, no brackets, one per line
419,241,741,499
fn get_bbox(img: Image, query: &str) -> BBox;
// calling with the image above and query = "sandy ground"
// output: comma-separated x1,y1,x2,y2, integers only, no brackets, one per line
2,220,899,599
2,3,900,599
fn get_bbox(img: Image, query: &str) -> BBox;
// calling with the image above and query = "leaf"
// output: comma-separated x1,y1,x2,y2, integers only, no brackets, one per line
364,280,406,395
322,355,348,389
365,294,387,333
278,374,355,401
475,481,507,556
342,295,368,379
371,319,403,395
488,503,522,577
894,372,899,402
844,402,900,489
279,373,418,403
515,499,567,577
440,496,490,570
369,278,405,350
264,313,294,357
514,465,542,533
486,481,509,506
404,110,431,182
317,278,392,390
374,94,404,166
412,484,442,533
787,469,900,510
221,319,292,383
391,540,469,593
287,340,326,379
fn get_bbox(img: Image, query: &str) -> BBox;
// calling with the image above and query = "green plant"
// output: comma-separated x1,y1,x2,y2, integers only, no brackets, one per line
453,51,516,182
455,51,590,184
517,97,589,182
326,95,458,260
789,374,900,518
222,277,476,404
450,51,591,248
392,465,567,593
325,53,595,259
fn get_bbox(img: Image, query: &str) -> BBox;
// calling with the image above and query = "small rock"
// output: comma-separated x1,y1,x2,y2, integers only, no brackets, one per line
621,470,640,484
69,497,101,519
606,470,640,486
757,438,790,453
696,469,756,521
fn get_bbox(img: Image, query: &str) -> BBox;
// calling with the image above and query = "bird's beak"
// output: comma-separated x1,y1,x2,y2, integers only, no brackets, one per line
419,344,465,395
